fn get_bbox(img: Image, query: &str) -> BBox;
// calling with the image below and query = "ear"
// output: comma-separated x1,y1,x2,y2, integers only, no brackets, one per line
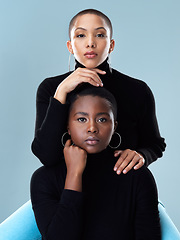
109,39,115,54
67,40,74,54
67,128,71,136
113,121,118,133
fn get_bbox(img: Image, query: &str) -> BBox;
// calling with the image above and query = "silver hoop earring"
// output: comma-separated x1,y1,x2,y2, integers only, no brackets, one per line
68,53,71,72
68,53,75,72
108,53,112,73
109,132,121,149
61,132,70,147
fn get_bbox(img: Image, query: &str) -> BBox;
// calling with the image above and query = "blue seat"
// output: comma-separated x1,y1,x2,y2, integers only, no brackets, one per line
0,200,179,240
159,201,180,239
0,201,41,240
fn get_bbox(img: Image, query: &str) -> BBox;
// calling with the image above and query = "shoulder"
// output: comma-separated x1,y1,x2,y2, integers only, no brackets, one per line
134,165,155,178
112,68,151,93
112,68,155,106
31,165,53,181
110,69,155,116
31,165,55,187
31,161,66,190
132,166,157,191
118,166,156,187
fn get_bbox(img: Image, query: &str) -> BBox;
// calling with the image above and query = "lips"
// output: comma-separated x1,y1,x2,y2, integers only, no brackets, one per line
84,51,97,59
85,136,99,145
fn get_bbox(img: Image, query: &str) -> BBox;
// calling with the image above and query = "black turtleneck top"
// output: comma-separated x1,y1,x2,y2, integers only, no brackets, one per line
30,148,161,240
31,59,166,166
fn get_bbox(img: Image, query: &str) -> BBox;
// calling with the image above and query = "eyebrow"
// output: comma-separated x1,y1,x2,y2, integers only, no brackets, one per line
74,112,88,116
96,112,110,117
74,112,110,117
95,27,107,31
75,27,107,32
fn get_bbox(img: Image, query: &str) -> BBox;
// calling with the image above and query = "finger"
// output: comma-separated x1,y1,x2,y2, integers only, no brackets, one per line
79,69,103,86
84,77,102,87
116,151,135,174
114,150,122,157
93,68,106,75
114,150,130,171
64,139,72,147
113,153,124,171
77,74,101,87
134,158,145,170
122,160,137,174
116,159,130,174
123,155,144,174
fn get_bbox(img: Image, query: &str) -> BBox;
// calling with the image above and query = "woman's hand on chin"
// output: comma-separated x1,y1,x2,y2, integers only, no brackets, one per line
54,68,105,104
64,139,87,176
64,139,87,192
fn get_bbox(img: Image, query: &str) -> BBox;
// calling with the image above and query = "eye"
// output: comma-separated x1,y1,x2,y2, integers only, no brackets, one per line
96,33,105,38
98,118,107,123
77,117,87,122
76,34,85,38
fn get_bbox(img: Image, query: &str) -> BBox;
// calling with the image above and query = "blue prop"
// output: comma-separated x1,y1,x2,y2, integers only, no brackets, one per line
0,200,179,240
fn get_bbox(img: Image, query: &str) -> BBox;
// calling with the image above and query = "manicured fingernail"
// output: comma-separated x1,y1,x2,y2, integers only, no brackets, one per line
114,167,117,171
117,170,121,174
123,170,127,174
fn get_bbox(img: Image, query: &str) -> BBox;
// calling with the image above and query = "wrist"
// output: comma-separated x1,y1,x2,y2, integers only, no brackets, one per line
65,172,83,192
66,170,83,179
54,86,67,104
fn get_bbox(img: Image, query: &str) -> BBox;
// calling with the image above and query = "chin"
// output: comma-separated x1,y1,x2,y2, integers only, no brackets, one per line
83,62,98,69
85,146,105,154
86,149,99,154
83,59,102,69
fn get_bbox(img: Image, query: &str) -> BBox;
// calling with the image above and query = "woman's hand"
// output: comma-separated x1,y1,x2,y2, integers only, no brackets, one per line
113,149,145,174
64,139,87,175
64,140,87,192
54,68,105,104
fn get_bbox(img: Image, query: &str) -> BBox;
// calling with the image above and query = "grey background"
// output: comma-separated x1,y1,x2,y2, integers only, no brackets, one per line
1,0,180,230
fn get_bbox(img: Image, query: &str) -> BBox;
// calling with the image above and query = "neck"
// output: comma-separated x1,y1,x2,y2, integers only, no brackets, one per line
85,147,115,172
75,58,112,74
87,147,113,160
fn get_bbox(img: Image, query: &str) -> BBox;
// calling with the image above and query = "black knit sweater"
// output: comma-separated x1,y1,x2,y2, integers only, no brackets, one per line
31,148,161,240
31,59,166,166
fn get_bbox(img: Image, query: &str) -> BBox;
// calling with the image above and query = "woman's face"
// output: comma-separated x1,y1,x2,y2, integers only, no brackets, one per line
67,95,117,154
67,14,115,69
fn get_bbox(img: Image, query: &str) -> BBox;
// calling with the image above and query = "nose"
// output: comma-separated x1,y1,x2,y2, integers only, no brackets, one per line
86,35,96,48
87,120,98,133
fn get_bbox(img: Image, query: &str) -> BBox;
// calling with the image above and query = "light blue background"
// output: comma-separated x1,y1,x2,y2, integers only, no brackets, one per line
1,0,180,231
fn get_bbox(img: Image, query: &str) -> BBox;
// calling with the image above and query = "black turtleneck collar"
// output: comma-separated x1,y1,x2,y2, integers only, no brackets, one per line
84,147,116,173
75,58,112,76
87,147,114,162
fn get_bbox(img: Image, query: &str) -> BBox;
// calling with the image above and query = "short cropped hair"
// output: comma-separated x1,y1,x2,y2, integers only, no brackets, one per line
69,9,113,39
67,83,117,121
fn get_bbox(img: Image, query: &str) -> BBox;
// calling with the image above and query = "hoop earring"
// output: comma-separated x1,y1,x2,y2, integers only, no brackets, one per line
108,53,112,73
68,53,71,72
109,132,121,149
61,132,70,147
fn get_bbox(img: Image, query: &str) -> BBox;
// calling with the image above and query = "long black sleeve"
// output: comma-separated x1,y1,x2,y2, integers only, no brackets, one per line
135,83,166,166
31,61,166,166
31,74,71,166
134,167,161,239
105,69,166,166
30,166,84,240
30,149,161,239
